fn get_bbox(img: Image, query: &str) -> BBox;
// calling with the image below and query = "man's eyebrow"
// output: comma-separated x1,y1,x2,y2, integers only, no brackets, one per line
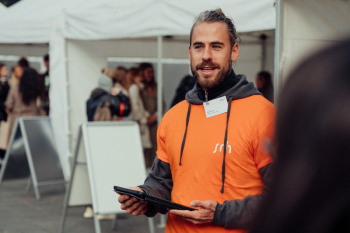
192,41,203,46
210,41,224,45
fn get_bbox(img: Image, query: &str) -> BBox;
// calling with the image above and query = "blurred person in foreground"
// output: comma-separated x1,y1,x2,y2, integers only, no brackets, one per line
127,67,152,166
250,40,350,233
138,62,159,169
256,71,273,103
86,68,113,121
117,9,275,232
5,68,43,143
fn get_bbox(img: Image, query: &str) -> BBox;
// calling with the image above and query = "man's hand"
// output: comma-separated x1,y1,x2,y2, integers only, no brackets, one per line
170,200,217,225
117,187,148,216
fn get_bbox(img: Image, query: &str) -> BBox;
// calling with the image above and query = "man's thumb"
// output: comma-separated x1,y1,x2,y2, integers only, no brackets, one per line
190,200,203,207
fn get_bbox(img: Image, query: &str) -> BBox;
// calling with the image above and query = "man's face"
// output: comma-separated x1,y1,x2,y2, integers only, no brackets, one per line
143,67,154,84
189,22,239,91
14,65,23,78
44,61,49,71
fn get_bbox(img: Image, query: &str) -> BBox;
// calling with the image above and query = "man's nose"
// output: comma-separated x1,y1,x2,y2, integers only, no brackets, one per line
202,48,212,61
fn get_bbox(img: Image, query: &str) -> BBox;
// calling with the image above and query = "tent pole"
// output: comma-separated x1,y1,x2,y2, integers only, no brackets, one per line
157,36,163,125
274,0,281,105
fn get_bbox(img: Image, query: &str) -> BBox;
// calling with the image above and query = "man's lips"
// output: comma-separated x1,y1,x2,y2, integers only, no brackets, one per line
198,67,217,75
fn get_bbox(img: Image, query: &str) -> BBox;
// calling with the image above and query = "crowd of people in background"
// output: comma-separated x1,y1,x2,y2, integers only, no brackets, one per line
0,55,50,159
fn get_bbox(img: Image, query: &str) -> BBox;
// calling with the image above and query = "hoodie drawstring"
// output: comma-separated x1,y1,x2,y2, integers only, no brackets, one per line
221,98,232,193
179,98,232,193
179,102,191,165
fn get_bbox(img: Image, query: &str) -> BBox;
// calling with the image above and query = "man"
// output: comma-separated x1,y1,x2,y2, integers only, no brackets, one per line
40,54,50,115
118,9,275,232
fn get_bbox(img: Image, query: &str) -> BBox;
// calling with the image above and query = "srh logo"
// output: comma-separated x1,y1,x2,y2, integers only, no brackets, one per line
213,142,231,153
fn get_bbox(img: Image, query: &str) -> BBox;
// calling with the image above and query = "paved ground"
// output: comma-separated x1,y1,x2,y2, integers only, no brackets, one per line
0,157,166,233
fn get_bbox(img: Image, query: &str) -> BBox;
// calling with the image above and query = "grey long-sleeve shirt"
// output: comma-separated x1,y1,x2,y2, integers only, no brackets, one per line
139,157,273,230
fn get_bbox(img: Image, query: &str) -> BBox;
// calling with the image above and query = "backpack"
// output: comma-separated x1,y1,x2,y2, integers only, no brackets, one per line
94,93,131,121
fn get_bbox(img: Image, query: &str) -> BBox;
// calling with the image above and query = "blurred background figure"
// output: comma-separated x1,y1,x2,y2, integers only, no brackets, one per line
17,57,29,69
128,67,152,157
256,71,274,103
5,68,43,144
0,63,10,158
9,63,23,87
40,54,50,115
250,40,350,233
86,68,113,121
170,74,195,108
112,66,129,97
139,63,158,168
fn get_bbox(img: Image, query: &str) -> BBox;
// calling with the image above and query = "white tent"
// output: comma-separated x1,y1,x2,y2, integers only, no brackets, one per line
49,0,276,179
274,0,350,99
0,3,6,12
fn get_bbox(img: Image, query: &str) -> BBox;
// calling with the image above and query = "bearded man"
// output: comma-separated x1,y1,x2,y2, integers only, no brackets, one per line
118,8,275,233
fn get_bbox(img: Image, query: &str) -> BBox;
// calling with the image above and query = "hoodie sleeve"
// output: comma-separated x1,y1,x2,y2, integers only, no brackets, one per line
211,163,273,229
138,157,173,217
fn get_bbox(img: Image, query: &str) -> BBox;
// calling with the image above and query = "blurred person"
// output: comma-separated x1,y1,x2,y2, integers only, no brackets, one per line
256,71,273,103
0,63,10,121
5,68,43,143
112,66,129,96
170,74,196,107
139,62,158,168
86,68,113,121
128,67,152,162
250,40,350,233
0,63,10,159
117,9,275,232
8,64,23,87
40,54,50,115
17,57,29,68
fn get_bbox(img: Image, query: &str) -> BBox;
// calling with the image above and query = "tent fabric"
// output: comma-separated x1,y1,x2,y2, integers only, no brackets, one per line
0,0,276,43
63,0,276,40
278,0,350,86
0,3,6,12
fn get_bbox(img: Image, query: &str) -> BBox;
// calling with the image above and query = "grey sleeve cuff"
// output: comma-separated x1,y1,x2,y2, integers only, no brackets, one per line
138,157,173,217
212,163,273,229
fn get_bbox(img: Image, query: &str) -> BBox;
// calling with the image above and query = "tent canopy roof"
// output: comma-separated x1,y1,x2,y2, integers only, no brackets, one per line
0,0,275,43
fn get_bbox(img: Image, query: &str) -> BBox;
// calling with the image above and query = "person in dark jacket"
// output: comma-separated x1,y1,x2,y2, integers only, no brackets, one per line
170,75,196,108
117,9,275,233
250,40,350,233
86,70,113,121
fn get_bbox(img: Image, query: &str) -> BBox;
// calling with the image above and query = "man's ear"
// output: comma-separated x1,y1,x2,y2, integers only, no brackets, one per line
188,46,191,60
231,44,239,62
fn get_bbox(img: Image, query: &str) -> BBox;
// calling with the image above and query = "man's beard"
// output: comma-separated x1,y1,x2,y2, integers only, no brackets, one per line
191,57,232,91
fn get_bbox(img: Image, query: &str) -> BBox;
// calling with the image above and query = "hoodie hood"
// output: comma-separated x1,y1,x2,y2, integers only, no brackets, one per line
98,73,113,93
90,88,108,99
186,70,261,104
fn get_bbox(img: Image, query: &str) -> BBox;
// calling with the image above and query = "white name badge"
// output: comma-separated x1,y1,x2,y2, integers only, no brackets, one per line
203,96,228,118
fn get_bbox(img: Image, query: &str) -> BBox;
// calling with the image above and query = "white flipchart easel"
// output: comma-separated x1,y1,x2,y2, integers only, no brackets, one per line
59,122,155,233
0,117,66,200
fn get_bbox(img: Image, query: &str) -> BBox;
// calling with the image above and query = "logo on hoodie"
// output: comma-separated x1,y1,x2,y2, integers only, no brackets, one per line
213,142,231,153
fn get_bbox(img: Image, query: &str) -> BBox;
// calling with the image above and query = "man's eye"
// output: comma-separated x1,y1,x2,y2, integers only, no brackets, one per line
213,45,221,49
194,45,203,49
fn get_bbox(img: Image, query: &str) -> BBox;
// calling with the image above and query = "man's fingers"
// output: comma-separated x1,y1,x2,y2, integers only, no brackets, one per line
190,200,210,208
170,210,196,219
131,203,148,216
118,194,130,204
125,199,144,214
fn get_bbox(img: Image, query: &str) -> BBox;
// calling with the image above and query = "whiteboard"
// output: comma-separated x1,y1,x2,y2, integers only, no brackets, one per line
71,122,147,214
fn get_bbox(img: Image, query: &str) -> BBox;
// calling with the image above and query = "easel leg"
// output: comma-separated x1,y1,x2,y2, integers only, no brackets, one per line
93,212,102,233
157,214,166,228
26,176,32,192
33,184,41,200
148,217,155,233
0,149,10,188
111,214,118,231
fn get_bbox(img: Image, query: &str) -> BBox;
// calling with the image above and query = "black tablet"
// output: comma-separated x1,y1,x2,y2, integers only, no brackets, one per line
114,186,196,211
